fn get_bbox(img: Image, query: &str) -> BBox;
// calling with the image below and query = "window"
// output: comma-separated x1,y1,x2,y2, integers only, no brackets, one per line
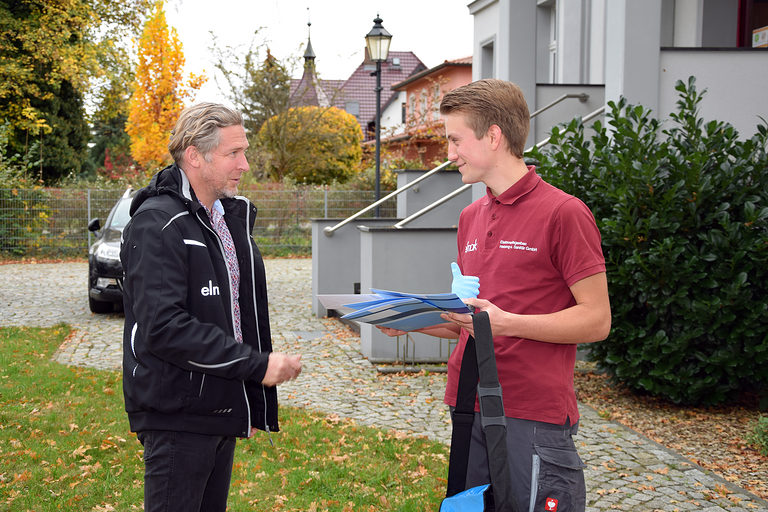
548,2,558,83
345,101,360,118
481,40,495,79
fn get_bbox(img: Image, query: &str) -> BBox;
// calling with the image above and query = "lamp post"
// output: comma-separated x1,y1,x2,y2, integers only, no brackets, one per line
365,15,391,217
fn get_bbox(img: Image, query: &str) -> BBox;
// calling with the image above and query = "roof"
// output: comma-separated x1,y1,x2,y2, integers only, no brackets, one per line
391,56,473,91
336,50,427,132
289,49,427,136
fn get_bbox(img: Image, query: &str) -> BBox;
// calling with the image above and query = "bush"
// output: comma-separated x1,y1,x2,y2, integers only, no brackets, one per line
747,416,768,456
528,77,768,406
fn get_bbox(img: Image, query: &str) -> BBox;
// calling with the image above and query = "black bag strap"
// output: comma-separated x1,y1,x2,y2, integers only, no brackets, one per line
446,334,478,497
445,311,518,512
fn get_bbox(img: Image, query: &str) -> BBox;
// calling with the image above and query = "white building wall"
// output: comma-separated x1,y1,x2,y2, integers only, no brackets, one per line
469,0,500,81
381,91,406,134
674,0,704,46
658,50,768,136
588,0,606,83
558,0,586,83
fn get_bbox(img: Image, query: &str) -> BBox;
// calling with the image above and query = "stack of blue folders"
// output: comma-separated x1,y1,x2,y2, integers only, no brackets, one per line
341,288,472,331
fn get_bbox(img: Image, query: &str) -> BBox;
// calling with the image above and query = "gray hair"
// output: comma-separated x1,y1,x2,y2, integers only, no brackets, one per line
168,103,244,165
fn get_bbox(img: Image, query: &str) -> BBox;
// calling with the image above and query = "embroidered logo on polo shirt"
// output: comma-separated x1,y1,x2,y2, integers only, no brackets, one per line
464,238,478,253
499,239,538,252
544,497,558,511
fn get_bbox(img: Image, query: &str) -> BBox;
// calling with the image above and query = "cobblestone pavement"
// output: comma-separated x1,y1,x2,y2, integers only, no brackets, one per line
1,259,766,511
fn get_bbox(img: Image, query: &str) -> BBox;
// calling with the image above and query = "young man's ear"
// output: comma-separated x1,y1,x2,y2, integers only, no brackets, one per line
486,124,504,150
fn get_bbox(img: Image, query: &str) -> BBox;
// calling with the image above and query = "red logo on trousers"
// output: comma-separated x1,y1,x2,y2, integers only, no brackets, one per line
544,497,558,511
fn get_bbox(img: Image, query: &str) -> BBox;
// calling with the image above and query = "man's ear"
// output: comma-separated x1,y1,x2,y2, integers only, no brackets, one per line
486,124,504,150
184,145,202,169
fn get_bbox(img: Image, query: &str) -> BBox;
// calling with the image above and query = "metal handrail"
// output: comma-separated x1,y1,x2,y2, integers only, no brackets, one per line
323,95,597,236
323,160,452,236
393,105,606,229
530,93,589,118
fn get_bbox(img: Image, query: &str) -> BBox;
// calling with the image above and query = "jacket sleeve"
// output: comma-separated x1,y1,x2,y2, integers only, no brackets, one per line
122,207,270,383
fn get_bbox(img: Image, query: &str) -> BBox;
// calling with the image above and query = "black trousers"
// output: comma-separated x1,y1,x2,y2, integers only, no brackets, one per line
137,430,236,512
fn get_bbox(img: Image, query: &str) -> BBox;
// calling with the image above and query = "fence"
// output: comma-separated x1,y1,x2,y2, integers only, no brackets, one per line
0,187,397,258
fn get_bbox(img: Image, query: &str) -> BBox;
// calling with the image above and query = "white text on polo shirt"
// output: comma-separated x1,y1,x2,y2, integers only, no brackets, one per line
464,238,478,253
499,240,538,252
201,280,220,296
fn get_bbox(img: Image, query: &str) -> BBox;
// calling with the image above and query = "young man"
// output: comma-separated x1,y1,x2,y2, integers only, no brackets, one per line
382,80,611,511
121,103,302,512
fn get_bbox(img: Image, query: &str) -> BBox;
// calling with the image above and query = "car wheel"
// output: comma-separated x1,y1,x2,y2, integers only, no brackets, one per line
89,296,113,314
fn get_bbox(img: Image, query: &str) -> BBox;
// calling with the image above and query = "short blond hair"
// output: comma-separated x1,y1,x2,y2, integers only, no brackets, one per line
168,103,243,165
440,79,530,158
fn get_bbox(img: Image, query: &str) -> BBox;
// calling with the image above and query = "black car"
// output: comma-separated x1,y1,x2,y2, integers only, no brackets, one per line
87,188,133,313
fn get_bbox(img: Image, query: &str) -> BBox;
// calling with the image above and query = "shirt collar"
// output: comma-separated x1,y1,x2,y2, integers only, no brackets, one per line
482,165,540,206
178,166,225,216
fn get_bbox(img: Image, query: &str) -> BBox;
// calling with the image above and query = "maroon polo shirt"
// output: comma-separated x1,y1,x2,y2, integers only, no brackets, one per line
445,166,605,425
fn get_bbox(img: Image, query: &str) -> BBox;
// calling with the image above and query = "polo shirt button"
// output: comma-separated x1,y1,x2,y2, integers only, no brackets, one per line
495,200,500,204
487,231,492,237
491,214,497,220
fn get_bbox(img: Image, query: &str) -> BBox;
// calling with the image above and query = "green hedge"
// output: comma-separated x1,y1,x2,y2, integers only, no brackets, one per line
529,77,768,406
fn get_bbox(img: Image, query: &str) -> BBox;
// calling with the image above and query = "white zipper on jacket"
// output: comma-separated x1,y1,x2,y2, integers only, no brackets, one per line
194,208,252,436
241,197,271,443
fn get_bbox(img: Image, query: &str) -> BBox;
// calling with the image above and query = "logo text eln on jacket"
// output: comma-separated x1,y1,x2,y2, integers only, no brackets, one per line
201,280,220,296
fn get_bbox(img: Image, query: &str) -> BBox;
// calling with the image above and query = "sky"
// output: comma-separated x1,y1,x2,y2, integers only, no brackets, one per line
163,0,474,105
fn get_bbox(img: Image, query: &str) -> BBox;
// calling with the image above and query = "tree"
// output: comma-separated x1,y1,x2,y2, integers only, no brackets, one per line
0,0,150,182
257,106,362,185
125,0,205,173
213,36,293,139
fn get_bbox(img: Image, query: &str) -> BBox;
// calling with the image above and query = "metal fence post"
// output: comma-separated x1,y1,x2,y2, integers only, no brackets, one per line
87,189,92,248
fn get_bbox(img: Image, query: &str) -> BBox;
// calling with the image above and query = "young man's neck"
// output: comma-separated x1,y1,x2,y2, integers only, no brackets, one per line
484,154,530,197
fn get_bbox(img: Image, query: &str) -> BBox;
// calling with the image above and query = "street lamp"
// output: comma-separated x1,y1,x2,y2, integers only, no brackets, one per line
365,15,391,217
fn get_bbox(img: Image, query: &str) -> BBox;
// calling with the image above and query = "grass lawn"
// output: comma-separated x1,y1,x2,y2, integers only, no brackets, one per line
0,326,449,511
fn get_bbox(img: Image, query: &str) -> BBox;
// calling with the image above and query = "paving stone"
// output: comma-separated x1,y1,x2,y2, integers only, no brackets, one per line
0,260,766,511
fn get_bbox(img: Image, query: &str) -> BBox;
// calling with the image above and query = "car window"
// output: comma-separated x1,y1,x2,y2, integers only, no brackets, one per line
107,197,133,229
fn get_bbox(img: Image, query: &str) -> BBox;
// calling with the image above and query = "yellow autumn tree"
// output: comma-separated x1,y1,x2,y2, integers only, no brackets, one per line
257,106,363,185
125,0,205,174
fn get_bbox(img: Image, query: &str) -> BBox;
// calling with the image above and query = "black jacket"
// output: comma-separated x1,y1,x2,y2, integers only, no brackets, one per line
121,164,278,438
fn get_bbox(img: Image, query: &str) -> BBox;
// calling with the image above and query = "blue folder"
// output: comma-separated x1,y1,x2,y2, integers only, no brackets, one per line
341,289,471,331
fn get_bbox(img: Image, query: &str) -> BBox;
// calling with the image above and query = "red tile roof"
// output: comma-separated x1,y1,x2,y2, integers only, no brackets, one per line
290,49,427,138
391,56,473,91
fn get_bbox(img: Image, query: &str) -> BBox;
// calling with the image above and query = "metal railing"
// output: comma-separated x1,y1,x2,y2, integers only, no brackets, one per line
322,160,452,236
323,93,595,236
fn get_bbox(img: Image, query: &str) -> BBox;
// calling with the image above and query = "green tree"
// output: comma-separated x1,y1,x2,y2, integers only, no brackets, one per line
0,0,150,182
257,106,363,185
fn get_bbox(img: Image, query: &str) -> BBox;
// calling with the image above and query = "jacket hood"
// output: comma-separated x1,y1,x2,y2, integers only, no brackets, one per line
130,164,194,216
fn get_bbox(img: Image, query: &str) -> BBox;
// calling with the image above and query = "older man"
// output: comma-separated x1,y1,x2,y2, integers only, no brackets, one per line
121,103,302,512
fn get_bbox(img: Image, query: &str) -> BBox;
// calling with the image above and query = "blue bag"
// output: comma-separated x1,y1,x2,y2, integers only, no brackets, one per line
440,484,491,511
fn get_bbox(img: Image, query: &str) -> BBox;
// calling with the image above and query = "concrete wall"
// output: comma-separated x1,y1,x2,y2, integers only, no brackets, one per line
395,169,471,228
358,226,459,362
658,49,768,137
533,84,605,144
311,218,397,317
